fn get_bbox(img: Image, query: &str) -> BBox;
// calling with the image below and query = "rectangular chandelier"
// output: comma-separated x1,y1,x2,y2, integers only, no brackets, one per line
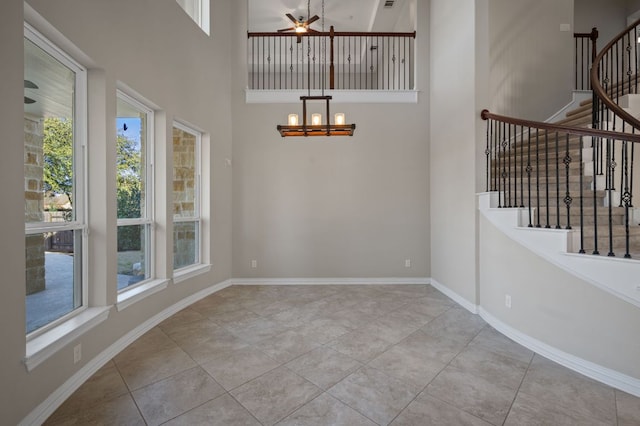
277,95,356,137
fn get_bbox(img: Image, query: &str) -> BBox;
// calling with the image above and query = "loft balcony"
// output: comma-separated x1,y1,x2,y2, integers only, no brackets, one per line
246,27,418,104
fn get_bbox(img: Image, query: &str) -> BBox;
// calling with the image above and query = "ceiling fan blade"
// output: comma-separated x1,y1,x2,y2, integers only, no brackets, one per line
306,28,320,33
24,96,36,104
277,27,296,32
286,13,299,24
24,79,39,89
305,15,320,25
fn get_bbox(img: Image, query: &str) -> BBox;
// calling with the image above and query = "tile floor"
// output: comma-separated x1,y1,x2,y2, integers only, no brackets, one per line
44,284,640,425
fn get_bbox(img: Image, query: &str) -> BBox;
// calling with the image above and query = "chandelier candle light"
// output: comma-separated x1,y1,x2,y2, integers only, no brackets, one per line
277,0,356,137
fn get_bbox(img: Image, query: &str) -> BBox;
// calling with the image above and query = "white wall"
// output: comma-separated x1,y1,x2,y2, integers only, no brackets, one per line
489,0,574,121
0,1,233,423
479,215,640,380
231,1,430,279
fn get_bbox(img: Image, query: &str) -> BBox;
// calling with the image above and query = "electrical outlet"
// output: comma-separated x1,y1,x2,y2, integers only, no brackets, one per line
505,294,512,309
405,259,411,268
251,260,257,268
73,344,82,364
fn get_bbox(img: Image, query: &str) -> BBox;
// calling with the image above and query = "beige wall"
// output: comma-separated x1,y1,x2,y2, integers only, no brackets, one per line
575,0,627,45
489,0,574,121
0,0,233,423
230,1,430,279
479,215,640,379
430,0,484,305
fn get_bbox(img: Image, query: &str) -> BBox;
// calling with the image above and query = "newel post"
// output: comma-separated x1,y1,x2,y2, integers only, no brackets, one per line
590,27,599,63
330,25,335,90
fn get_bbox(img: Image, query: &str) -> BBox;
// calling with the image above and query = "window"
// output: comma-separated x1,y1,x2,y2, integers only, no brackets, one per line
24,26,87,335
116,92,154,291
172,123,201,271
176,0,210,35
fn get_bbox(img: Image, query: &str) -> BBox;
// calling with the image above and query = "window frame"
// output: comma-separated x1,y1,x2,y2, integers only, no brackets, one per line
172,121,202,272
115,90,156,292
24,23,88,340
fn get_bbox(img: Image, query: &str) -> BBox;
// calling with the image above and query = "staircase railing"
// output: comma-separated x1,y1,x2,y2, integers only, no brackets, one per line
591,18,640,133
247,27,416,91
574,27,598,91
482,109,639,258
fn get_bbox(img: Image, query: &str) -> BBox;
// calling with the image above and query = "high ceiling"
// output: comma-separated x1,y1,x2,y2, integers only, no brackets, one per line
248,0,415,33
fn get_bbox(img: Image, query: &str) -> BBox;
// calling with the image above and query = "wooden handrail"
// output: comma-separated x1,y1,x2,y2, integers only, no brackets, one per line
481,109,640,143
591,18,640,130
247,31,416,38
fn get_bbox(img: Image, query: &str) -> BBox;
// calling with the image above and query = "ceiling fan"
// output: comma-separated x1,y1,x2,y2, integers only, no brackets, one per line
278,13,320,42
24,79,38,104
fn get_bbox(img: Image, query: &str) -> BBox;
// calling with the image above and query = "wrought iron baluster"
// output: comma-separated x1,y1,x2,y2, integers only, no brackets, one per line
507,124,512,207
592,135,600,255
545,130,550,228
527,127,533,227
563,133,572,229
536,129,541,227
555,132,561,229
607,138,615,256
520,125,524,207
579,136,585,253
623,140,632,258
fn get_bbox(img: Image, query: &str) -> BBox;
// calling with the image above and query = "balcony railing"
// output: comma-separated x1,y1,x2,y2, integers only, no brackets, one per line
247,26,416,91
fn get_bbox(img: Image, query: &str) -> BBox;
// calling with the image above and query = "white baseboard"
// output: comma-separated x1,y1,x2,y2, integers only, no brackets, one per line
231,277,431,286
478,307,640,398
20,279,233,426
429,278,479,314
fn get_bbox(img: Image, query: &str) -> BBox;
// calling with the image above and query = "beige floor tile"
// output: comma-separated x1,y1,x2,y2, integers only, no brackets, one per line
517,355,616,424
468,326,534,365
327,330,393,363
328,366,420,425
161,318,221,343
321,307,378,330
207,308,262,327
46,285,626,426
230,366,321,426
277,393,377,426
424,366,517,425
178,328,249,364
292,318,352,344
420,307,486,344
114,327,177,363
616,390,640,426
397,329,468,364
505,390,611,426
368,344,445,389
200,345,281,391
45,361,129,423
401,295,454,318
132,366,225,426
285,347,363,390
449,344,529,391
163,393,261,426
358,315,420,344
158,307,207,335
45,393,145,426
391,395,492,426
224,316,292,344
115,345,197,390
254,328,321,363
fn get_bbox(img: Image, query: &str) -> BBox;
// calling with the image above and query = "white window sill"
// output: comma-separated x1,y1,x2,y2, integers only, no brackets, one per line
24,306,111,372
174,263,212,284
245,89,419,104
116,279,170,312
